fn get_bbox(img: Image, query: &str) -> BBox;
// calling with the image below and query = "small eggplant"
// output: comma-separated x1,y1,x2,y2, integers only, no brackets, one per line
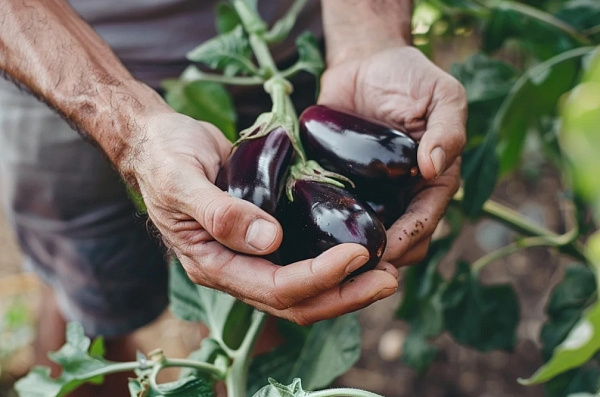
278,179,387,278
299,105,420,201
216,126,293,215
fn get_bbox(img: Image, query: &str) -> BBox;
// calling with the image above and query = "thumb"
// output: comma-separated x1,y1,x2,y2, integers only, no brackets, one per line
184,177,283,255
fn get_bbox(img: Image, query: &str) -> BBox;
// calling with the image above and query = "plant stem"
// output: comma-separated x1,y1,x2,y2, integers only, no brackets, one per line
232,0,308,164
310,388,385,397
148,357,228,392
181,66,264,86
496,1,592,46
226,311,268,397
77,361,141,380
452,188,587,262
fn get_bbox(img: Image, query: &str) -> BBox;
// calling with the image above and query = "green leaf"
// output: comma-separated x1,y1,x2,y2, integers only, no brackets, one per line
483,5,581,60
162,78,237,142
252,378,309,397
186,25,255,77
451,53,517,104
460,131,499,218
556,0,600,32
264,0,308,44
520,300,600,385
560,49,600,221
247,314,361,395
401,332,438,375
128,376,215,397
451,53,516,149
545,368,600,397
541,263,597,367
215,2,241,34
493,46,594,175
168,259,239,338
292,32,324,79
442,262,520,352
14,323,110,397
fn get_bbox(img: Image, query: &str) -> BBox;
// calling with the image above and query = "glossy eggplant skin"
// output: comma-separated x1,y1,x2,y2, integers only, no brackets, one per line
299,105,419,200
216,127,293,216
278,180,387,278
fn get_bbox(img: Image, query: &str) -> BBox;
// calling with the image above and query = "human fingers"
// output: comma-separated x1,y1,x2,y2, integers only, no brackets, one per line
383,160,461,266
417,76,467,180
243,262,398,326
178,242,396,315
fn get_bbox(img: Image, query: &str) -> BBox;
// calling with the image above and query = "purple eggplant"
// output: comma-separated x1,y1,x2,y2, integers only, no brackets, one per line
216,126,293,215
299,105,420,201
278,179,387,278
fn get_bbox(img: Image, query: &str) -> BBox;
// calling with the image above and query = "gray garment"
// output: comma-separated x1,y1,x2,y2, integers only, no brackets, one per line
68,0,322,88
0,79,169,337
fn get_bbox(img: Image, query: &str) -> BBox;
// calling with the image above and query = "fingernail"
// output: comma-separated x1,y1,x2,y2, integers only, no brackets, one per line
246,219,278,251
430,147,446,179
345,255,369,275
371,287,396,302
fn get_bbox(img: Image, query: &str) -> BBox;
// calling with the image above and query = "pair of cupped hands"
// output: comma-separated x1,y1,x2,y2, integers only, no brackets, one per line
131,47,466,326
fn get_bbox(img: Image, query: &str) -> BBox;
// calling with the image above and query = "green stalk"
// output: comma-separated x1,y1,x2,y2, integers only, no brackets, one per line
225,311,268,397
232,0,308,165
310,388,385,397
452,188,587,263
74,361,141,380
496,1,592,46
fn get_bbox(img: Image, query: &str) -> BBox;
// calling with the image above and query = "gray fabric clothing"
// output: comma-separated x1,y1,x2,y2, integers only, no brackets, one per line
68,0,322,88
0,79,169,337
0,1,321,336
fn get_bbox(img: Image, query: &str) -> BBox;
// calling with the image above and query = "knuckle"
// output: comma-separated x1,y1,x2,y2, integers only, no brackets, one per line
202,198,238,241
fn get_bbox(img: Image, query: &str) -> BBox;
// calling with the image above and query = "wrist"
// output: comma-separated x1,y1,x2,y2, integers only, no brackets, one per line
74,79,174,184
321,0,413,67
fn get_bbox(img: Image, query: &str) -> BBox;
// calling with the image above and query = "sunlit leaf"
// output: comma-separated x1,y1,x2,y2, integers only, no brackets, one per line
520,299,600,385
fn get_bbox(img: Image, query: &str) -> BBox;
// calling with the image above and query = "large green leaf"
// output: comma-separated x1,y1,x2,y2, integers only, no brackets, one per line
460,131,500,218
560,49,600,220
14,323,109,397
520,300,600,385
168,259,239,339
483,4,582,60
556,0,600,33
186,25,255,77
442,262,520,352
162,78,237,142
401,331,438,375
252,378,308,397
247,314,361,395
128,376,215,397
493,46,594,175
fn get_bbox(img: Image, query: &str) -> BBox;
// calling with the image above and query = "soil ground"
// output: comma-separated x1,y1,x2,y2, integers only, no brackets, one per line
0,164,568,397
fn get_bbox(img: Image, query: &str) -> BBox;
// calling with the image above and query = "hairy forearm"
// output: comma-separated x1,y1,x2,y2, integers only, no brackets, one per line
321,0,413,66
0,0,171,177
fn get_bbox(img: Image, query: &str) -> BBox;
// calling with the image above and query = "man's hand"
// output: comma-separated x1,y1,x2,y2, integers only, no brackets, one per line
319,47,466,268
131,111,399,326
